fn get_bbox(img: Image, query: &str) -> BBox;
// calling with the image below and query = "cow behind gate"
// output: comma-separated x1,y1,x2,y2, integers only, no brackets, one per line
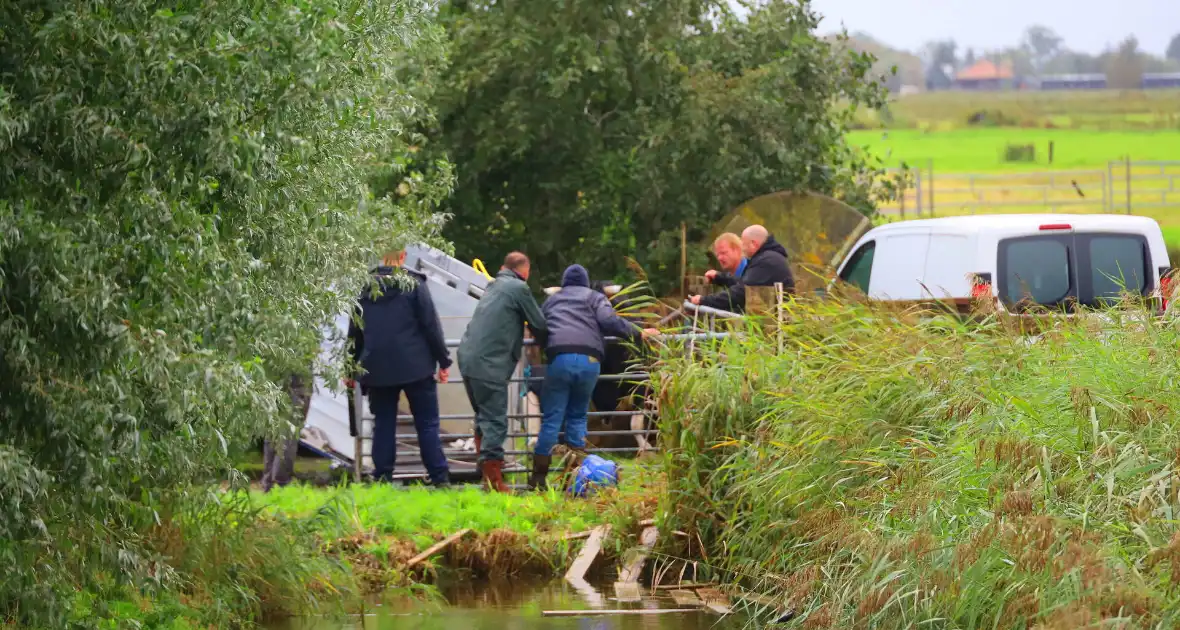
586,281,662,455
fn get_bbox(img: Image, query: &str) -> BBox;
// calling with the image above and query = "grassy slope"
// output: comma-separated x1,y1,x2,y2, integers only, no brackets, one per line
850,128,1180,172
252,462,661,587
659,301,1180,629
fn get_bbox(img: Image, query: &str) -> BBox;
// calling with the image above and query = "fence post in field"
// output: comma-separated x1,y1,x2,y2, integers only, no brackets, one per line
1105,161,1112,212
1125,155,1132,215
915,168,923,217
927,159,935,217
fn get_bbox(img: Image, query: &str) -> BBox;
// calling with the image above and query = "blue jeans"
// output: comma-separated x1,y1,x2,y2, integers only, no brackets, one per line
367,378,449,485
535,354,601,456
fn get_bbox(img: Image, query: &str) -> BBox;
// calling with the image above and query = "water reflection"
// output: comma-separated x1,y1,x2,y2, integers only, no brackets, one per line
272,578,748,629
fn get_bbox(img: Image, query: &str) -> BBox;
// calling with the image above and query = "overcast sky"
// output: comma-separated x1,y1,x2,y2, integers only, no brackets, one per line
804,0,1179,56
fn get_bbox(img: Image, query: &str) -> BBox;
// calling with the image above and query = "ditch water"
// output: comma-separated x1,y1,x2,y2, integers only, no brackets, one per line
269,579,753,629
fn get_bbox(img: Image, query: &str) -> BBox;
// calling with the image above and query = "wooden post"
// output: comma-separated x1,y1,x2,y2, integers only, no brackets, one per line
775,282,785,356
350,382,364,482
1125,154,1132,215
680,222,688,298
928,159,935,217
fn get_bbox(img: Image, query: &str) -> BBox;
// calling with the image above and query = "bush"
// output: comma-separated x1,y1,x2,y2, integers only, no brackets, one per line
1003,143,1038,163
658,299,1180,628
0,0,449,624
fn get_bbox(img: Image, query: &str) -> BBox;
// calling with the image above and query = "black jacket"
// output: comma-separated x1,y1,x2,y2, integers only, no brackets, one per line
348,267,452,388
699,235,795,313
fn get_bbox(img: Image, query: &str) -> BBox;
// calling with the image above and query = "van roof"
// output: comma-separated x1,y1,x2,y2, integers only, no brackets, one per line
874,214,1161,233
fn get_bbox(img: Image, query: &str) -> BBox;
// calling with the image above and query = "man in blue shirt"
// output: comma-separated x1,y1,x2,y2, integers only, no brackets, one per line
700,232,745,296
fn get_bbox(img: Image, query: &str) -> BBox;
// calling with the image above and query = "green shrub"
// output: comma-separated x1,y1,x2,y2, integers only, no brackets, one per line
0,0,449,624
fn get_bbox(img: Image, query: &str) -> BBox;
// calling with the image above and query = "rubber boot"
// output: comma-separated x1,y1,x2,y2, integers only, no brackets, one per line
482,459,511,493
528,455,551,492
473,433,482,477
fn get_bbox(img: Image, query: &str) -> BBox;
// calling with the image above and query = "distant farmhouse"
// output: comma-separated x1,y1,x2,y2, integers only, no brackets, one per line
1142,72,1180,89
925,61,1180,92
954,60,1020,90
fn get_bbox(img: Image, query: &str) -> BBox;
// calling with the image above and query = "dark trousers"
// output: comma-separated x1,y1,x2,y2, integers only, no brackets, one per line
367,378,449,485
463,377,509,462
262,374,311,492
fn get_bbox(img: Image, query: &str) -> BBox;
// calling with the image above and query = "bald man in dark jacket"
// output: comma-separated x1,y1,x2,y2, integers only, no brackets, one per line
692,225,795,313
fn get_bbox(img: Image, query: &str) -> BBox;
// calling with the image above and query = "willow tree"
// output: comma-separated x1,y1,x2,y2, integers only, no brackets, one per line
429,0,892,292
0,0,450,622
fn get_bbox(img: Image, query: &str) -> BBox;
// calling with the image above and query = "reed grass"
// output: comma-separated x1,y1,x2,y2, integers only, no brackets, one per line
657,298,1180,628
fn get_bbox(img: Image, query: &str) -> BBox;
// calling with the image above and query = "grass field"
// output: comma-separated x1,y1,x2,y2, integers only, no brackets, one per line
849,128,1180,172
857,89,1180,131
849,123,1180,238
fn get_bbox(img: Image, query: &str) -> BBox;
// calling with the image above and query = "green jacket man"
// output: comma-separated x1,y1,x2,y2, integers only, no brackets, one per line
458,252,548,492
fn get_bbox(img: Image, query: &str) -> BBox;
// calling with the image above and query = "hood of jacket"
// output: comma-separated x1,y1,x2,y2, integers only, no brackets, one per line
561,264,590,288
755,235,789,260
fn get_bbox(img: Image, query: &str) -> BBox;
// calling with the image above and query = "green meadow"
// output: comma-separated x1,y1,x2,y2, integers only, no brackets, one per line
849,128,1180,173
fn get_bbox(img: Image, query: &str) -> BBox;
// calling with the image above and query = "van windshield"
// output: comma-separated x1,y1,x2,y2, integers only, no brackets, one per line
998,232,1150,309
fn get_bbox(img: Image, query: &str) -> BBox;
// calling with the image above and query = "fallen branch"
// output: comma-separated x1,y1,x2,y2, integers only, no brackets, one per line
542,609,699,617
652,582,714,591
406,528,473,568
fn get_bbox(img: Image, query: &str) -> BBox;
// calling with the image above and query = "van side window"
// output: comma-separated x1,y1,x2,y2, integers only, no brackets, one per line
1089,235,1147,301
1001,238,1072,306
839,241,875,293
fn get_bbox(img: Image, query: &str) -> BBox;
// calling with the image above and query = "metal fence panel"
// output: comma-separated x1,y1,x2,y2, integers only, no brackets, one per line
878,161,1180,218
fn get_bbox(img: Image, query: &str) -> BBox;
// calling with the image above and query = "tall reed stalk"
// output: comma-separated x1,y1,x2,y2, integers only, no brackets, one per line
657,298,1180,628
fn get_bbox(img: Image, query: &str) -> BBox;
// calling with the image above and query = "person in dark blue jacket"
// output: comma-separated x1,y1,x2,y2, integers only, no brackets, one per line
530,265,659,490
347,250,452,486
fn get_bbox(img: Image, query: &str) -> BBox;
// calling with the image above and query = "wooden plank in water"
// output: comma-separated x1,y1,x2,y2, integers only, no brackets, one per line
696,587,732,615
612,581,643,603
564,525,611,583
542,609,699,617
668,589,703,607
616,526,659,583
406,528,473,568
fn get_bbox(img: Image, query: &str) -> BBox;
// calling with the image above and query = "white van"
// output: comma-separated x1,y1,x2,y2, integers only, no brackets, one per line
834,214,1173,312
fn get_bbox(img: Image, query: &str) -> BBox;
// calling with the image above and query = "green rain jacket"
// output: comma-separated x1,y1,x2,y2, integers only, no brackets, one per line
457,269,548,382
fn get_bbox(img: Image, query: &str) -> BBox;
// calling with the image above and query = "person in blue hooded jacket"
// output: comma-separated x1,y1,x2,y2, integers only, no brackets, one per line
347,250,452,486
530,265,659,490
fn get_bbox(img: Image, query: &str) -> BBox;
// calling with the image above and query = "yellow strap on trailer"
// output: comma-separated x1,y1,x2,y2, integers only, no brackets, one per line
472,258,493,281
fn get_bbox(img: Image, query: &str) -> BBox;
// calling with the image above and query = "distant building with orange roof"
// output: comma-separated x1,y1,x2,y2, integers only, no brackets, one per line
954,59,1017,90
